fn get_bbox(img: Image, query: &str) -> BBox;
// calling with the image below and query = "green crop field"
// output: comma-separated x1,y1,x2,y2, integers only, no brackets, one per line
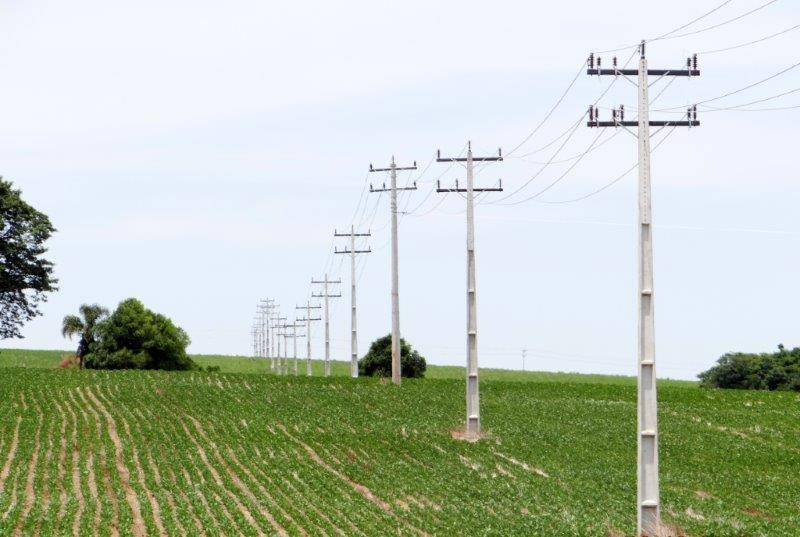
0,349,797,536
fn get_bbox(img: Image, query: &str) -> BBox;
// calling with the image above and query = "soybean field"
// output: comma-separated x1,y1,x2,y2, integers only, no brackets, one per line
0,351,798,535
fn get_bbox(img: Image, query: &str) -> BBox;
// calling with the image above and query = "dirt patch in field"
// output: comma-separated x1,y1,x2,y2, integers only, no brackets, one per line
694,490,714,500
449,427,489,443
742,508,772,520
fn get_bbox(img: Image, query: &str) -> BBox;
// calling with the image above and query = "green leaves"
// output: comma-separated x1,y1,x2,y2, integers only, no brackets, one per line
84,298,196,371
359,334,427,378
0,178,57,339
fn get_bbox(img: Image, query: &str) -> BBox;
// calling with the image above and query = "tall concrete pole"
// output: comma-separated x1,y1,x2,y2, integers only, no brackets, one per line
292,323,299,376
335,227,371,378
350,226,358,377
282,332,289,375
584,44,700,535
297,302,322,377
311,278,340,377
436,143,502,438
368,158,416,385
637,46,659,536
324,274,331,376
389,158,401,385
306,310,312,376
464,146,480,436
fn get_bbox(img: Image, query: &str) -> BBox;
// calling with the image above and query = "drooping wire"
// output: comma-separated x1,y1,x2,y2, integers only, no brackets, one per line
538,118,684,205
653,59,800,112
596,0,777,53
699,21,800,54
505,62,586,157
650,0,737,40
654,0,781,42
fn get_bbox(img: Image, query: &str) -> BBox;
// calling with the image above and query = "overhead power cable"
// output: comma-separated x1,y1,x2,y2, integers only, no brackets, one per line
654,0,781,42
699,21,800,54
538,118,684,205
596,0,778,53
654,59,800,111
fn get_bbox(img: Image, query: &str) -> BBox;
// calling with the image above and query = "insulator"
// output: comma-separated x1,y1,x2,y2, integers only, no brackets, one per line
613,56,617,69
693,54,698,70
597,57,601,70
612,109,617,121
686,57,691,69
588,105,594,120
620,105,625,121
588,53,594,68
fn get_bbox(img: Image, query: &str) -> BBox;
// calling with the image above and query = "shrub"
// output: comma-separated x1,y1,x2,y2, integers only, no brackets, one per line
698,344,800,391
359,334,426,378
84,298,197,371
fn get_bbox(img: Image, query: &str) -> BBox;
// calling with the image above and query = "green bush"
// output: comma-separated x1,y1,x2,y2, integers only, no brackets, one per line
698,344,800,391
84,298,197,371
359,334,426,378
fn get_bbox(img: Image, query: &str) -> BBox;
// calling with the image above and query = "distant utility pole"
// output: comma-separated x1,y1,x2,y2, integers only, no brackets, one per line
280,330,289,375
436,141,503,439
283,321,305,376
587,42,700,536
296,302,322,376
253,316,262,358
311,274,341,376
260,299,277,365
522,349,527,372
271,316,287,373
334,226,372,378
369,156,417,385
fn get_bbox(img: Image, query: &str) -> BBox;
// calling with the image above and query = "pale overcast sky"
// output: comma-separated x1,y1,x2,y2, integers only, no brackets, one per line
2,0,798,379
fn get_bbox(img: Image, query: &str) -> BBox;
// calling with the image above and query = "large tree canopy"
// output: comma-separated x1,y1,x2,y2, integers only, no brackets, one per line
359,334,427,379
84,298,197,371
699,344,800,391
0,178,57,339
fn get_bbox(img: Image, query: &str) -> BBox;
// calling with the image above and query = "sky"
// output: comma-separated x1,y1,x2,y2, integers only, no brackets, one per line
1,0,798,380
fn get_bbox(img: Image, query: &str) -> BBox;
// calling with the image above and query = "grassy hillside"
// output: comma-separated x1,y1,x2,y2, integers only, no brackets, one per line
0,349,796,535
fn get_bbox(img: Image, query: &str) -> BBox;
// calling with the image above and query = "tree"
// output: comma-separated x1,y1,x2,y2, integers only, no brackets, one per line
84,298,197,371
698,345,800,391
61,304,109,368
0,178,57,339
359,334,427,379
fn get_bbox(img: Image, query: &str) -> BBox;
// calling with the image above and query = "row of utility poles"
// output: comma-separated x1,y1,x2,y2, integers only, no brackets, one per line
250,41,698,536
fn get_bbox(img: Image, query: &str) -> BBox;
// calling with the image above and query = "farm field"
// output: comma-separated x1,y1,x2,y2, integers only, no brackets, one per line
0,348,695,387
0,350,797,535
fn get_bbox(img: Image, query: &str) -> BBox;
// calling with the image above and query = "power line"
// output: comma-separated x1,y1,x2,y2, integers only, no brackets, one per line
538,120,682,205
699,21,800,54
651,0,737,40
654,59,800,111
505,62,585,157
656,0,781,42
596,0,778,53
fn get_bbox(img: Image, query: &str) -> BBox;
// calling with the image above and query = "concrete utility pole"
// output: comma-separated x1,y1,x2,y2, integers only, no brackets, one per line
436,141,503,439
522,349,527,372
253,315,262,358
334,226,372,378
270,316,287,374
369,157,417,385
311,274,341,376
296,302,322,376
281,331,289,375
282,321,305,376
260,299,277,365
587,43,699,536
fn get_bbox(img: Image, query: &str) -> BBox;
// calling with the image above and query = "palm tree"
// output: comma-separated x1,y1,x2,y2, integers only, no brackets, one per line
62,304,108,368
